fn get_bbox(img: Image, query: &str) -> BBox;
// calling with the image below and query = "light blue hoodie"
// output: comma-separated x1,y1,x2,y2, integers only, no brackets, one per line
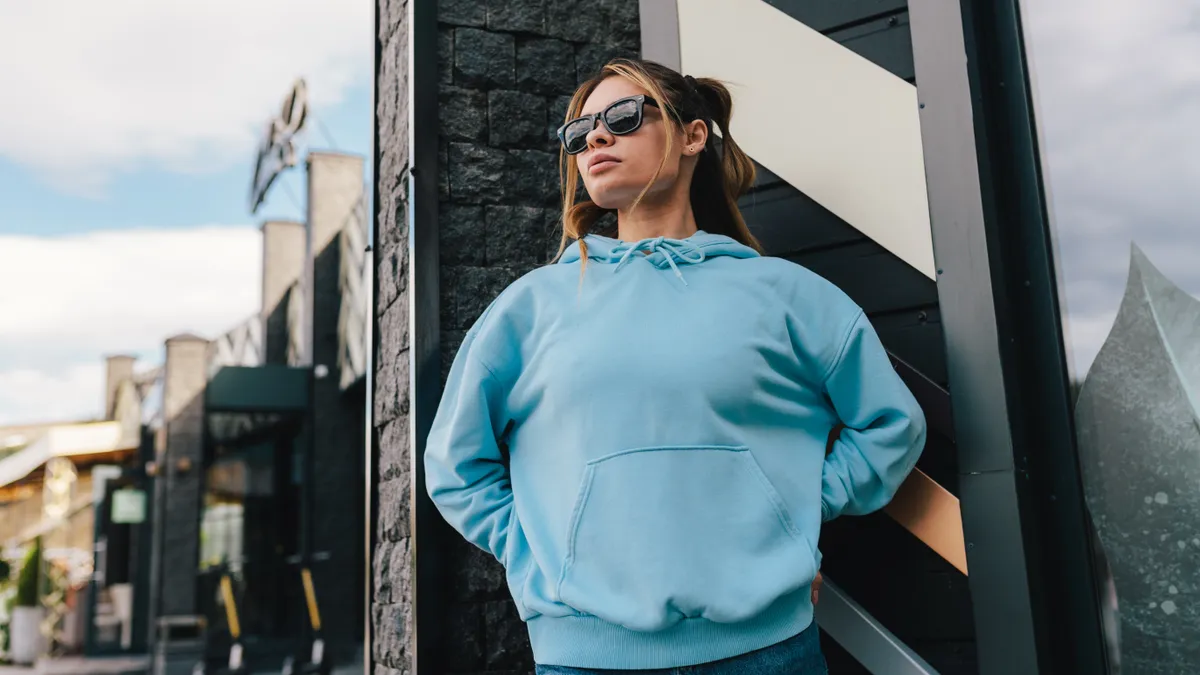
424,230,927,669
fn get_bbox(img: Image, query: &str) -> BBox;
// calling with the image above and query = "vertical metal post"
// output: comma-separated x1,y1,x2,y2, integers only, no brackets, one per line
146,432,165,653
638,0,681,71
409,0,444,672
908,0,1109,672
366,0,382,670
907,1,1042,672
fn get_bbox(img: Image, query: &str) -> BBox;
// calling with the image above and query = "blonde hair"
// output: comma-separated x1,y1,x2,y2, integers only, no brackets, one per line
552,58,763,274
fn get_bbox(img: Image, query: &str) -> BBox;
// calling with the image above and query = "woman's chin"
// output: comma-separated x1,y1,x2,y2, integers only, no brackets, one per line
586,183,644,211
586,191,625,211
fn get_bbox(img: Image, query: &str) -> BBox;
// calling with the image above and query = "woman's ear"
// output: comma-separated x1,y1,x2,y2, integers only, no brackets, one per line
684,119,709,155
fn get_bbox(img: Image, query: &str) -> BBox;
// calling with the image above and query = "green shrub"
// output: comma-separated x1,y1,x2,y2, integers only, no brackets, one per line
0,558,10,584
15,538,40,608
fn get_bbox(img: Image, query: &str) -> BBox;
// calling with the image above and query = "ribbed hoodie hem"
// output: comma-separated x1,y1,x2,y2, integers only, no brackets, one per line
527,590,814,669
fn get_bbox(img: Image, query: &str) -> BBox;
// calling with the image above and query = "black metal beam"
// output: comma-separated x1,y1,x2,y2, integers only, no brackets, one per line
409,0,446,672
366,0,381,664
961,1,1110,671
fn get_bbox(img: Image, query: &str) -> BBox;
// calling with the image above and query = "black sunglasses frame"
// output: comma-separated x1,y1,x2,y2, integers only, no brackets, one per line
557,94,661,155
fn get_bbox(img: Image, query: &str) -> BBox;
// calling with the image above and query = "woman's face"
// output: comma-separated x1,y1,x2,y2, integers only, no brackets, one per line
575,77,692,210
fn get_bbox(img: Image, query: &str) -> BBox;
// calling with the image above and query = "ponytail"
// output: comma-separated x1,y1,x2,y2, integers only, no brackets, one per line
687,77,760,252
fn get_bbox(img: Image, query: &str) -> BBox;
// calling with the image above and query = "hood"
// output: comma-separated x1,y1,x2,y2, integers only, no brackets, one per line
558,230,760,285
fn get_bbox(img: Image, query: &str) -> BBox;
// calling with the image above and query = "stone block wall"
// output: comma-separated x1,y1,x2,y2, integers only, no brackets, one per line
373,0,639,672
307,152,368,663
156,334,208,618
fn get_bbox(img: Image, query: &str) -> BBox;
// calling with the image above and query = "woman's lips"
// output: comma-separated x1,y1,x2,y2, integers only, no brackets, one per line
589,159,620,174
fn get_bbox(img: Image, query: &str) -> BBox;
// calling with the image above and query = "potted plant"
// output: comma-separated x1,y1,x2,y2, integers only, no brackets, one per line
9,538,44,665
1,559,12,659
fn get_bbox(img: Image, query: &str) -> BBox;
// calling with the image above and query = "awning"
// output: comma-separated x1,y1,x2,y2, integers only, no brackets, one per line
0,421,138,490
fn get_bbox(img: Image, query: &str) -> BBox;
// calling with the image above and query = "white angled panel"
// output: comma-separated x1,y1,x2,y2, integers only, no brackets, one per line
677,0,936,279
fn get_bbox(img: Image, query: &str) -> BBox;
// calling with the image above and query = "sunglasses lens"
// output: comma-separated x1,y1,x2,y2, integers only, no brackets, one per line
604,99,641,134
561,98,645,154
562,118,592,154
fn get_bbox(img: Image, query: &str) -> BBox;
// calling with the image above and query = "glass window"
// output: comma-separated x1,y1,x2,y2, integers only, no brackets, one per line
199,441,299,641
1023,2,1200,671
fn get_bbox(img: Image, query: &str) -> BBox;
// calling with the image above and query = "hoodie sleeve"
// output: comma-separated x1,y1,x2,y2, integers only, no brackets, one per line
820,309,927,521
423,328,514,564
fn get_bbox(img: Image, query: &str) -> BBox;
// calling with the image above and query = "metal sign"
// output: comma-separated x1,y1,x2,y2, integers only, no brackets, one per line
111,488,147,524
249,78,308,214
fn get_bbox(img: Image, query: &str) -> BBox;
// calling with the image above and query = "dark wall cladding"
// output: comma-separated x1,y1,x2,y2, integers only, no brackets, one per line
764,0,907,33
375,0,973,672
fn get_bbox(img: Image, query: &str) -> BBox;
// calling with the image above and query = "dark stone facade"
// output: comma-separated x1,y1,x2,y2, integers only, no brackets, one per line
373,0,413,671
312,230,368,663
156,335,209,620
373,0,639,672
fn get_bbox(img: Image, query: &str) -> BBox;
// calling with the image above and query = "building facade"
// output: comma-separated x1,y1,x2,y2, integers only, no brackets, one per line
1,150,370,673
372,1,1200,674
145,150,371,672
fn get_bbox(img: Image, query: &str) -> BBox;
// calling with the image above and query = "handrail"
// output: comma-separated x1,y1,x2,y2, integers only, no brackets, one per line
816,577,941,674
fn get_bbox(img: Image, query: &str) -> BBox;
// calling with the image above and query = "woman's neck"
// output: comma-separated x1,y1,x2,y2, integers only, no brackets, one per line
615,194,698,242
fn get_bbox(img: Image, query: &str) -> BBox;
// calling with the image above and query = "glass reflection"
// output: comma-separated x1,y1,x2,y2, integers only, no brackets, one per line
1022,2,1200,672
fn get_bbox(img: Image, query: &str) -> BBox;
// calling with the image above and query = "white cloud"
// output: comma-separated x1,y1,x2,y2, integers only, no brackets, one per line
0,227,261,424
1023,0,1200,376
0,363,105,426
1026,1,1200,232
0,0,371,193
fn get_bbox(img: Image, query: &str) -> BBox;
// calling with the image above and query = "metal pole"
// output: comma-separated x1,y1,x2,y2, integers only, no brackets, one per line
409,0,446,670
908,0,1109,671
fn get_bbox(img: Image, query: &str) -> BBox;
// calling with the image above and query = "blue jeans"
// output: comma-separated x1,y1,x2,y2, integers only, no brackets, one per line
534,621,828,675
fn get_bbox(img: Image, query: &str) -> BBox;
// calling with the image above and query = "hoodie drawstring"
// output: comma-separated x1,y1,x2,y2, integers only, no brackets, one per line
609,236,707,286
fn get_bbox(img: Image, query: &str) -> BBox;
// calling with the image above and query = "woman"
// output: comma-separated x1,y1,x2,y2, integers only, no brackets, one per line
424,58,927,674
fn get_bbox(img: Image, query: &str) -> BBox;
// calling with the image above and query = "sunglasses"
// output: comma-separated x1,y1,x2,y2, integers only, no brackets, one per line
557,94,660,155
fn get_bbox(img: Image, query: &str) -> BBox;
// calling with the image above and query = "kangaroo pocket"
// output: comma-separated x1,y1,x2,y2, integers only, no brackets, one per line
556,445,816,632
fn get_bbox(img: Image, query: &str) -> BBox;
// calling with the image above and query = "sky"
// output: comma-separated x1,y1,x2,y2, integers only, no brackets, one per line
1022,0,1200,380
0,0,373,425
0,0,1196,425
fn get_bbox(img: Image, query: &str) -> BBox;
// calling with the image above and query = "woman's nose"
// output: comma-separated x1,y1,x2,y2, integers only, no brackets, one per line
586,123,613,150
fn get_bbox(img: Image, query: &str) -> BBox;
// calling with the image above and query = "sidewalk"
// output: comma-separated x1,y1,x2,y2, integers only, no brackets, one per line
0,653,362,675
0,655,149,675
